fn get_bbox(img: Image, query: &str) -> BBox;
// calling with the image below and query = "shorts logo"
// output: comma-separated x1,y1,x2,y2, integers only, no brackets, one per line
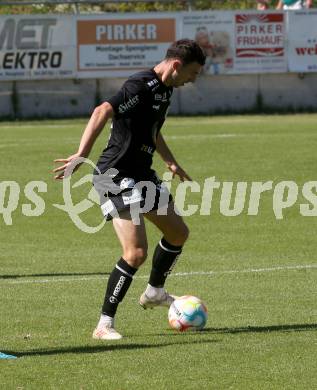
152,105,160,110
101,199,115,216
120,178,135,190
122,188,143,205
118,95,139,114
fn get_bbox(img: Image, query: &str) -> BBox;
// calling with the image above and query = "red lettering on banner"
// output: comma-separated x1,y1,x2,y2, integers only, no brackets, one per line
236,14,283,23
295,45,317,56
235,13,284,58
237,24,282,35
237,36,283,46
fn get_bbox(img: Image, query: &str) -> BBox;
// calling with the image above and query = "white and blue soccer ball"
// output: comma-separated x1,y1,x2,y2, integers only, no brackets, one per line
168,295,207,331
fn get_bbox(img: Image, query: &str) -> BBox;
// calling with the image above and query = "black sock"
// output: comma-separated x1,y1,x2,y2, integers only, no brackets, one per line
102,258,137,317
148,237,182,288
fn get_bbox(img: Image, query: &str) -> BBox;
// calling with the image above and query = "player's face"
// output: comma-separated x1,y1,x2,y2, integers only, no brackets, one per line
171,61,202,88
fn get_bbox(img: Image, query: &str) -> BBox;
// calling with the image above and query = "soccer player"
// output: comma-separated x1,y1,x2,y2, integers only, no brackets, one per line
54,39,206,340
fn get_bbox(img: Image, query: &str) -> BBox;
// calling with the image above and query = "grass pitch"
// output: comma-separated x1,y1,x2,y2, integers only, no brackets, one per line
1,114,317,389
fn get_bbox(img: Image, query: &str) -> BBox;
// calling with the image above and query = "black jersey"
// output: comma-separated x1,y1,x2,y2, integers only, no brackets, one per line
96,69,173,178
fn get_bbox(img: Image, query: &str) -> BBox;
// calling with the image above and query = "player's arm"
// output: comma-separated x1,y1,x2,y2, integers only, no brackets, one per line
156,132,192,181
53,102,113,180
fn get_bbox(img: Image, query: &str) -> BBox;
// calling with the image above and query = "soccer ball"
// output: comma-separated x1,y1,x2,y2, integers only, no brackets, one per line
168,295,207,331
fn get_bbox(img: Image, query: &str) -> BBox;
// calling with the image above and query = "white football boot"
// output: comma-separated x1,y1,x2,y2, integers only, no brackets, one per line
92,324,122,340
139,289,177,309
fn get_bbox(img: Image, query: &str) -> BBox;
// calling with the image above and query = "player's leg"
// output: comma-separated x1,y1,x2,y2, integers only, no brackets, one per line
93,211,148,340
139,201,189,309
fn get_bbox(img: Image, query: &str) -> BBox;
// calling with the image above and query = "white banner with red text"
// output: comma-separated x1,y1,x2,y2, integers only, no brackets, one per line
287,10,317,73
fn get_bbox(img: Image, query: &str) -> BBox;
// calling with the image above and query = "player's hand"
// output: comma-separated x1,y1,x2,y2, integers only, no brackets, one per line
167,163,192,182
53,153,82,180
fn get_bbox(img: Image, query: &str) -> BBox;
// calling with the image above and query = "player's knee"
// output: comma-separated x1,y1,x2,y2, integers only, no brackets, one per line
179,224,190,245
125,247,148,268
167,223,189,246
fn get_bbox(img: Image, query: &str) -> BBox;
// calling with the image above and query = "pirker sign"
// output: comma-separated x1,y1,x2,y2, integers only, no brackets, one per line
76,14,177,77
0,15,76,80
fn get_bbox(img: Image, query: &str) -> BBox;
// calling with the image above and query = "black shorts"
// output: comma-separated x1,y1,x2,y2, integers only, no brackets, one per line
93,169,173,221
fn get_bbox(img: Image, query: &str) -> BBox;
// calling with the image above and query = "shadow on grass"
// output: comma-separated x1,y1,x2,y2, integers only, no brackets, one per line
5,324,316,358
0,272,110,279
4,338,219,357
153,323,317,337
204,323,317,334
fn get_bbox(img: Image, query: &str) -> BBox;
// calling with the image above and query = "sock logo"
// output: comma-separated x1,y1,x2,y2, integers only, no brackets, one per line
113,275,126,297
163,255,180,277
109,296,118,303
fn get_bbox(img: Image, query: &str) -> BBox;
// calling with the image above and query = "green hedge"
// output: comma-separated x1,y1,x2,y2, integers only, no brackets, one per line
0,0,273,15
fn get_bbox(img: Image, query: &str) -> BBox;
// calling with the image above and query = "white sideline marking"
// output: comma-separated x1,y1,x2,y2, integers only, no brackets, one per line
1,264,316,286
1,124,79,129
17,90,81,95
164,133,305,140
165,134,237,140
0,134,237,148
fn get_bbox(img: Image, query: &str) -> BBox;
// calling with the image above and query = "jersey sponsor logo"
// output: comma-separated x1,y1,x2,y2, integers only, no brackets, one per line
122,188,143,205
118,94,139,114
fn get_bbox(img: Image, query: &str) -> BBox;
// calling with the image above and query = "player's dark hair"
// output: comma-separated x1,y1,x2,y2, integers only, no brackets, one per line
165,39,206,66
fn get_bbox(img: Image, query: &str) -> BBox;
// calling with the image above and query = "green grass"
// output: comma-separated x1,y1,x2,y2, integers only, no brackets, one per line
1,114,317,389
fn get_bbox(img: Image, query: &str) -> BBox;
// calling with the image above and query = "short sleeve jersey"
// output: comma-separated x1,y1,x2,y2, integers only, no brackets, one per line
96,69,173,178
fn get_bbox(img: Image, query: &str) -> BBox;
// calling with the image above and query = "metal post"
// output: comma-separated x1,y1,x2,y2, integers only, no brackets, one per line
187,0,193,11
72,2,80,13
